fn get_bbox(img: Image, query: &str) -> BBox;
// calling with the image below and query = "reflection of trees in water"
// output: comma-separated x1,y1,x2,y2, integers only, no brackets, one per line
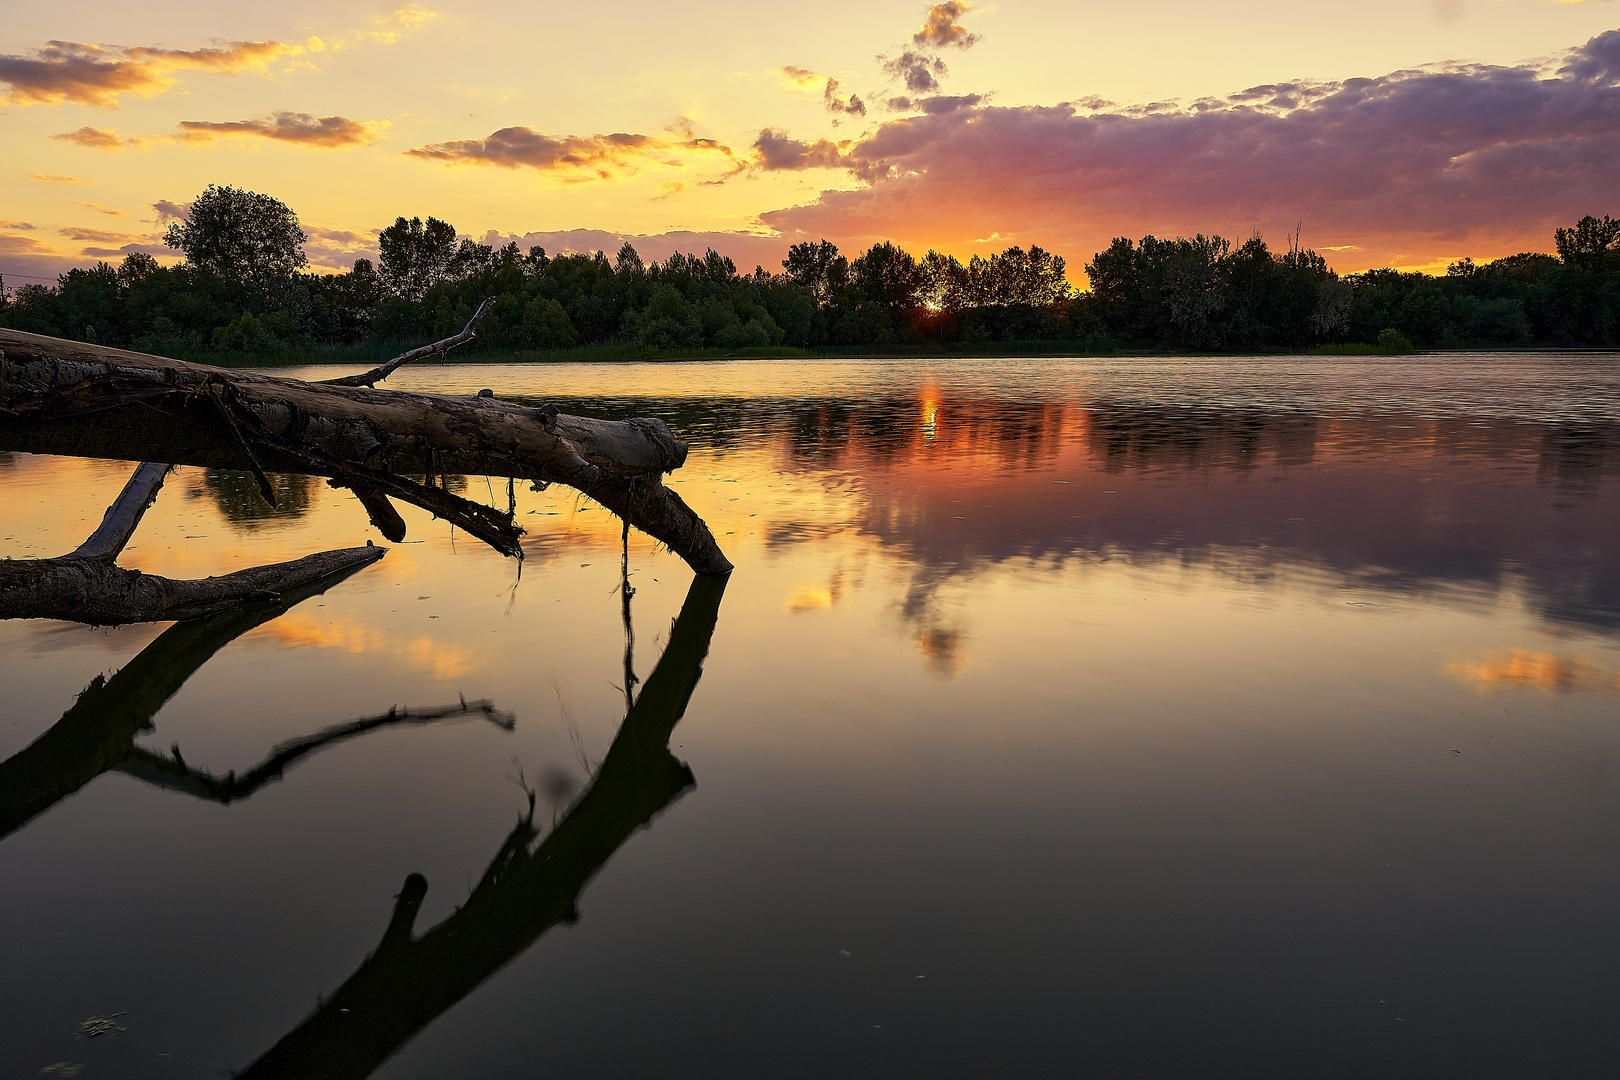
201,469,471,528
1084,404,1319,473
0,451,14,469
527,393,1620,641
202,469,319,525
901,573,969,679
1538,423,1620,495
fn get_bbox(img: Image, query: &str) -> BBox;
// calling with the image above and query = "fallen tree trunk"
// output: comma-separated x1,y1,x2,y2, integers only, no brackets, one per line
0,327,732,574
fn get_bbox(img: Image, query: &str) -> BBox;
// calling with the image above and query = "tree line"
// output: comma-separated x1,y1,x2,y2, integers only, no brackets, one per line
2,184,1616,354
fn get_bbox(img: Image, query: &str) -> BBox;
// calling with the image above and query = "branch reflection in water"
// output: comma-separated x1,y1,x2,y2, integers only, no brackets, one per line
239,570,726,1079
0,559,509,844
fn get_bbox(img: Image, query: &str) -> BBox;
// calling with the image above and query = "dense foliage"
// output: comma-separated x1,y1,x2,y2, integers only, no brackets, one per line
2,184,1615,354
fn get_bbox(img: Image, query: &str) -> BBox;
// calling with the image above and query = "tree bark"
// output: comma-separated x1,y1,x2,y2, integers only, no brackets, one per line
69,461,170,560
0,327,733,573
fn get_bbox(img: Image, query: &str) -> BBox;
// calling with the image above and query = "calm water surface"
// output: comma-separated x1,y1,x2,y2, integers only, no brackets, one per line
3,354,1620,1078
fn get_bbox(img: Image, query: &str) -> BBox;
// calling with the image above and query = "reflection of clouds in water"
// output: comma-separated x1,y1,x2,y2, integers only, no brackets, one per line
245,614,473,680
785,569,845,613
914,625,967,679
1448,649,1620,696
785,585,836,612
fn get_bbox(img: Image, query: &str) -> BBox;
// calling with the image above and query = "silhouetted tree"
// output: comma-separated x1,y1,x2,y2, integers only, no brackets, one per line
377,216,459,301
783,240,849,306
163,185,308,284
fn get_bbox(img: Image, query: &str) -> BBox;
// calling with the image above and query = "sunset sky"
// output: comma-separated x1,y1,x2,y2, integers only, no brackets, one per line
2,0,1617,286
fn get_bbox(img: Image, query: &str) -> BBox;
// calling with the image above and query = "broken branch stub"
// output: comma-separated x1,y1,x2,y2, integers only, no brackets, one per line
0,328,733,574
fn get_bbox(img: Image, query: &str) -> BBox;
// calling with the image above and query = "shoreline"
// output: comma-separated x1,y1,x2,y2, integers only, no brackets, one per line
185,343,1620,368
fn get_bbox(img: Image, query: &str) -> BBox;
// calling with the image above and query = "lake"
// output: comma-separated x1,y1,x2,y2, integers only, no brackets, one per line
3,353,1619,1078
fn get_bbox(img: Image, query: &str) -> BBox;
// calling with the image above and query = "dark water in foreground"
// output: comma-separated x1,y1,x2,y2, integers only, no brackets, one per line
3,354,1620,1078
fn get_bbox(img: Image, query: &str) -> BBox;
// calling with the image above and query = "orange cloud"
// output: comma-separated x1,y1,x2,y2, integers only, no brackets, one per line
912,1,980,50
0,234,57,255
49,125,126,150
177,112,389,148
30,173,89,184
361,5,440,45
58,225,144,244
78,202,129,217
406,126,734,180
777,66,823,90
0,39,304,108
1448,649,1620,695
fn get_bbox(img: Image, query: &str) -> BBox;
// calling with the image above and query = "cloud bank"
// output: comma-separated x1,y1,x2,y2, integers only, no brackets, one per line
757,29,1620,271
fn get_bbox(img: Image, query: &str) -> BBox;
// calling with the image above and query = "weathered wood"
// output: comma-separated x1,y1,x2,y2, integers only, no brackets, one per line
69,461,170,560
0,544,385,624
0,327,733,573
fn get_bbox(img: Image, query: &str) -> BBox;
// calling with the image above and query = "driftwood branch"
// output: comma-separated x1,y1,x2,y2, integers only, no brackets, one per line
238,573,727,1079
0,327,732,573
0,544,385,624
320,298,494,389
69,461,170,560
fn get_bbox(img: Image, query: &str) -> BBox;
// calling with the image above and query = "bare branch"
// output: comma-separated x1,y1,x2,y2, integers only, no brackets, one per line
320,298,495,389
